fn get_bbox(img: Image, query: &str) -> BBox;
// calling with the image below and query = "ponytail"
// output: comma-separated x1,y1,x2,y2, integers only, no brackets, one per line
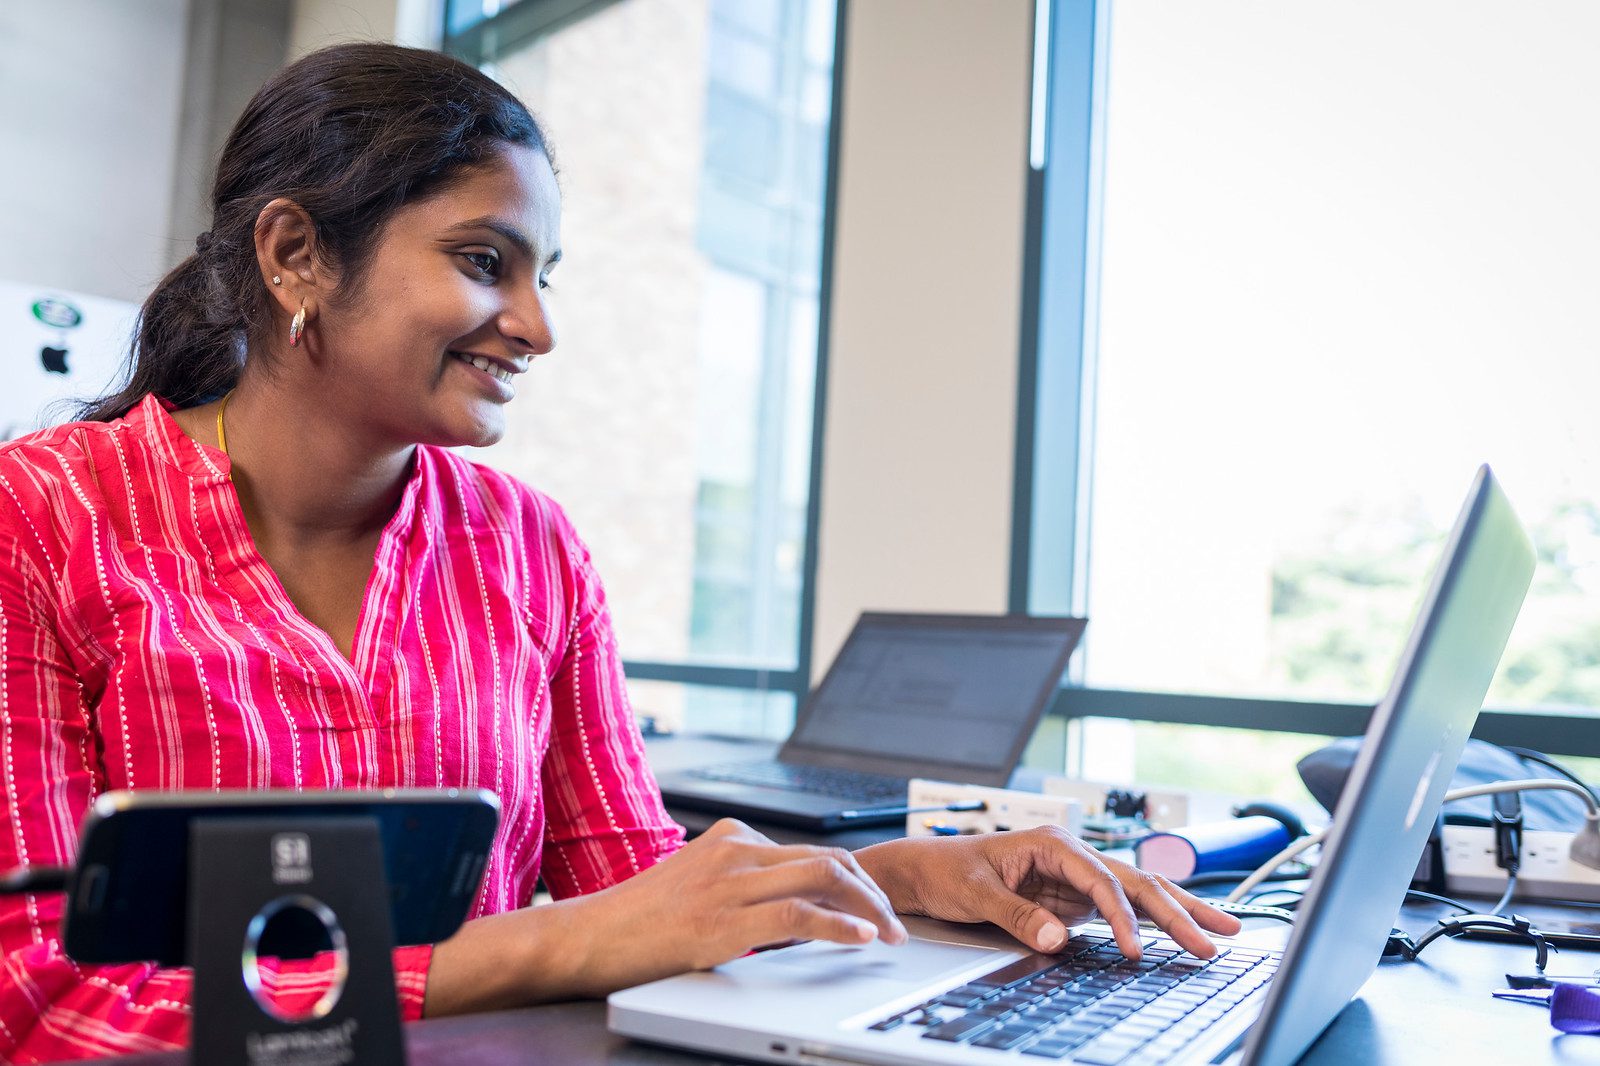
78,240,247,422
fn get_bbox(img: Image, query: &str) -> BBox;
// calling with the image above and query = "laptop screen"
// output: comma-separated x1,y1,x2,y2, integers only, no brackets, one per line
785,614,1085,774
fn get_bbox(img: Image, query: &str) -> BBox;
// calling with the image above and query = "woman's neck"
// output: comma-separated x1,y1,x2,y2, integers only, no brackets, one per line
190,376,415,549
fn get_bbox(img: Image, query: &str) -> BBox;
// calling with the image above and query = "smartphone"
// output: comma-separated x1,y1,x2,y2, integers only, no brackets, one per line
62,788,500,966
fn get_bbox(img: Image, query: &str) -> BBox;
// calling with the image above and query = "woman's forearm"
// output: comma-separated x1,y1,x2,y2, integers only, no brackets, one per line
422,896,602,1016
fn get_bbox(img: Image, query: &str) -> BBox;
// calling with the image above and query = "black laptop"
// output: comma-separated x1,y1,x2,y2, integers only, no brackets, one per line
657,612,1087,831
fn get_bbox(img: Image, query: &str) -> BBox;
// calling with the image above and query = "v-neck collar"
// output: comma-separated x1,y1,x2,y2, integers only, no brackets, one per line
131,393,431,704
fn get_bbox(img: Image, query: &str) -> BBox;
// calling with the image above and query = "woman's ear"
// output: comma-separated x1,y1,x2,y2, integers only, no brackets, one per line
254,198,330,328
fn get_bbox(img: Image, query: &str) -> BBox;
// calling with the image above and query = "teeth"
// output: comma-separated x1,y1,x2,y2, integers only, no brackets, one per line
453,352,514,383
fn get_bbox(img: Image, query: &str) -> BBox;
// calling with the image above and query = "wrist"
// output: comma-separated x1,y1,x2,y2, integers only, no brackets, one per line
423,896,600,1015
854,836,928,915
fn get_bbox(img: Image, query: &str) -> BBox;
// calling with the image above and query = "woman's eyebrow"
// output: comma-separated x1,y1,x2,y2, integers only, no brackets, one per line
445,216,536,259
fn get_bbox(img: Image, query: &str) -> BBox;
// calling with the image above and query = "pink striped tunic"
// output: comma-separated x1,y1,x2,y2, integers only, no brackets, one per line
0,394,684,1062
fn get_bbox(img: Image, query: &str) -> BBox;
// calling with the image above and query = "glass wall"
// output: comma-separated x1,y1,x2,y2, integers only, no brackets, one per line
1048,0,1600,793
446,0,835,732
1088,0,1600,709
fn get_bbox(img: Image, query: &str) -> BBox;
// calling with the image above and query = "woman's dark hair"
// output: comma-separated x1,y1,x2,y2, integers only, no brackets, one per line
81,42,547,422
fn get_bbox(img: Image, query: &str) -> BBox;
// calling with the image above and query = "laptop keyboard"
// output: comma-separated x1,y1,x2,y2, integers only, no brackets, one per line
686,762,907,803
865,934,1278,1063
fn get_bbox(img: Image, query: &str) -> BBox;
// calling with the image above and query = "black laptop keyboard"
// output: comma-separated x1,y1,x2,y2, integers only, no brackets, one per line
865,934,1278,1063
686,762,907,803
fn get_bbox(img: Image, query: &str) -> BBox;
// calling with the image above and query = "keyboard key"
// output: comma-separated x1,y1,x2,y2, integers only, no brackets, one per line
922,1014,998,1043
1107,1019,1164,1041
951,982,1001,999
1026,1006,1073,1023
1073,1037,1144,1064
933,992,985,1009
974,1001,1017,1017
689,762,907,801
1055,991,1100,1007
996,991,1043,1009
867,1014,904,1032
1022,1038,1077,1059
1140,1004,1190,1023
974,1024,1040,1050
1013,1019,1059,1037
979,955,1070,990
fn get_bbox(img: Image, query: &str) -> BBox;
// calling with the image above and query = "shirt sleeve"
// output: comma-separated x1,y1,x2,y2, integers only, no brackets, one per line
0,490,433,1062
538,515,685,899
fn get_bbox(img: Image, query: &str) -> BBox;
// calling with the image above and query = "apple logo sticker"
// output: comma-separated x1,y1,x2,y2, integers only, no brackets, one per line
41,346,70,375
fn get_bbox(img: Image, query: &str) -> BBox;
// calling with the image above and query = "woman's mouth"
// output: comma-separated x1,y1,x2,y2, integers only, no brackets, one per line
450,351,515,384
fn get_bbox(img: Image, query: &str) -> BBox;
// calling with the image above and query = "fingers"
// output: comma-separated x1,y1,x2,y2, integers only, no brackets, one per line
739,897,883,950
1161,879,1244,938
989,890,1072,954
1071,854,1145,960
972,836,1140,957
1110,866,1238,958
743,855,907,944
694,824,907,948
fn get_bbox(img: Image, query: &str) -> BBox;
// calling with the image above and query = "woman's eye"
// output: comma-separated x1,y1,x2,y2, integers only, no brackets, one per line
538,275,551,291
462,251,500,278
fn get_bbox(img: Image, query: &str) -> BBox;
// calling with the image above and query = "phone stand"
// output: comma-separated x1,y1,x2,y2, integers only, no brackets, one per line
187,815,406,1065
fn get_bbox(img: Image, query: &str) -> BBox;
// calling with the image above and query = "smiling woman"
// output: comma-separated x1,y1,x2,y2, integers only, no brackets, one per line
0,41,1236,1063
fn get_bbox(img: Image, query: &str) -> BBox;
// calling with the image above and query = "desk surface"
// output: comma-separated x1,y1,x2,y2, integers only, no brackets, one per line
98,928,1600,1064
80,736,1600,1064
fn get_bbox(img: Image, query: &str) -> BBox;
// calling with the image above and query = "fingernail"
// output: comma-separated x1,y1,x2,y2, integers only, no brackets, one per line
1038,922,1066,951
853,918,878,940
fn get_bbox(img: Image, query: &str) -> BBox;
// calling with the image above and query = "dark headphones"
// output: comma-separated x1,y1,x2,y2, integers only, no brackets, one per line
1232,801,1309,840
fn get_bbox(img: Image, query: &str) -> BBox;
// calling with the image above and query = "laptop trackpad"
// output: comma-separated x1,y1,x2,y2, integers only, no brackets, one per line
733,935,1009,993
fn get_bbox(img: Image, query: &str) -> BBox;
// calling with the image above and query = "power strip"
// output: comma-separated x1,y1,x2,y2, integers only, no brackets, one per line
1041,777,1191,831
1441,825,1600,904
906,779,1082,838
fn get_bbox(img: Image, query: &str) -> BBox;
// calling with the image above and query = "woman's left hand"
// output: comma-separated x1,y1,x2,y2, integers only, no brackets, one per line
854,827,1242,960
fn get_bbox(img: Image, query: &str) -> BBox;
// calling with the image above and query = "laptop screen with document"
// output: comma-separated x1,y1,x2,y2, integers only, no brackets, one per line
782,613,1086,781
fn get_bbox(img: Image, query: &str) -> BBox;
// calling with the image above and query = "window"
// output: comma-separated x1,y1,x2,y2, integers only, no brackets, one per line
1025,0,1600,789
444,0,837,733
1091,0,1600,710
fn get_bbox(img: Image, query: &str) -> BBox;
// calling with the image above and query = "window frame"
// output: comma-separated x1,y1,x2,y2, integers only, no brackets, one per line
1019,0,1600,760
441,0,848,709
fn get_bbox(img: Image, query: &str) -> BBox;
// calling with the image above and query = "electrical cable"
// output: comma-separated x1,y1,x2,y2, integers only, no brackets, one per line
1401,912,1554,972
1491,871,1519,917
1225,778,1600,904
1176,868,1308,890
1404,889,1476,914
1225,831,1328,902
1240,888,1305,907
1442,778,1599,813
1499,745,1600,807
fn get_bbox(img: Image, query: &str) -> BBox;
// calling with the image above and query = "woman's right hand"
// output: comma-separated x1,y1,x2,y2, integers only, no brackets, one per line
561,818,908,994
423,818,906,1014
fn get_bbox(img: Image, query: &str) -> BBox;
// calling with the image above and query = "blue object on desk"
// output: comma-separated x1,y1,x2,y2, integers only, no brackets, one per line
1134,815,1292,881
1552,983,1600,1033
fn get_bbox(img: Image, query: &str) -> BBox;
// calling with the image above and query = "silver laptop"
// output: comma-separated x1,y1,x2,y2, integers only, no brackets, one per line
610,466,1534,1066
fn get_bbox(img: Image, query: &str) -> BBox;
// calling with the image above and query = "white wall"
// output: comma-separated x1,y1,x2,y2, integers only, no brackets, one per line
0,1,193,303
811,0,1035,677
288,0,442,57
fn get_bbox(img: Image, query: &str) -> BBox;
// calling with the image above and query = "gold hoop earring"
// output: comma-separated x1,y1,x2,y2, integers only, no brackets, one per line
289,299,307,348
